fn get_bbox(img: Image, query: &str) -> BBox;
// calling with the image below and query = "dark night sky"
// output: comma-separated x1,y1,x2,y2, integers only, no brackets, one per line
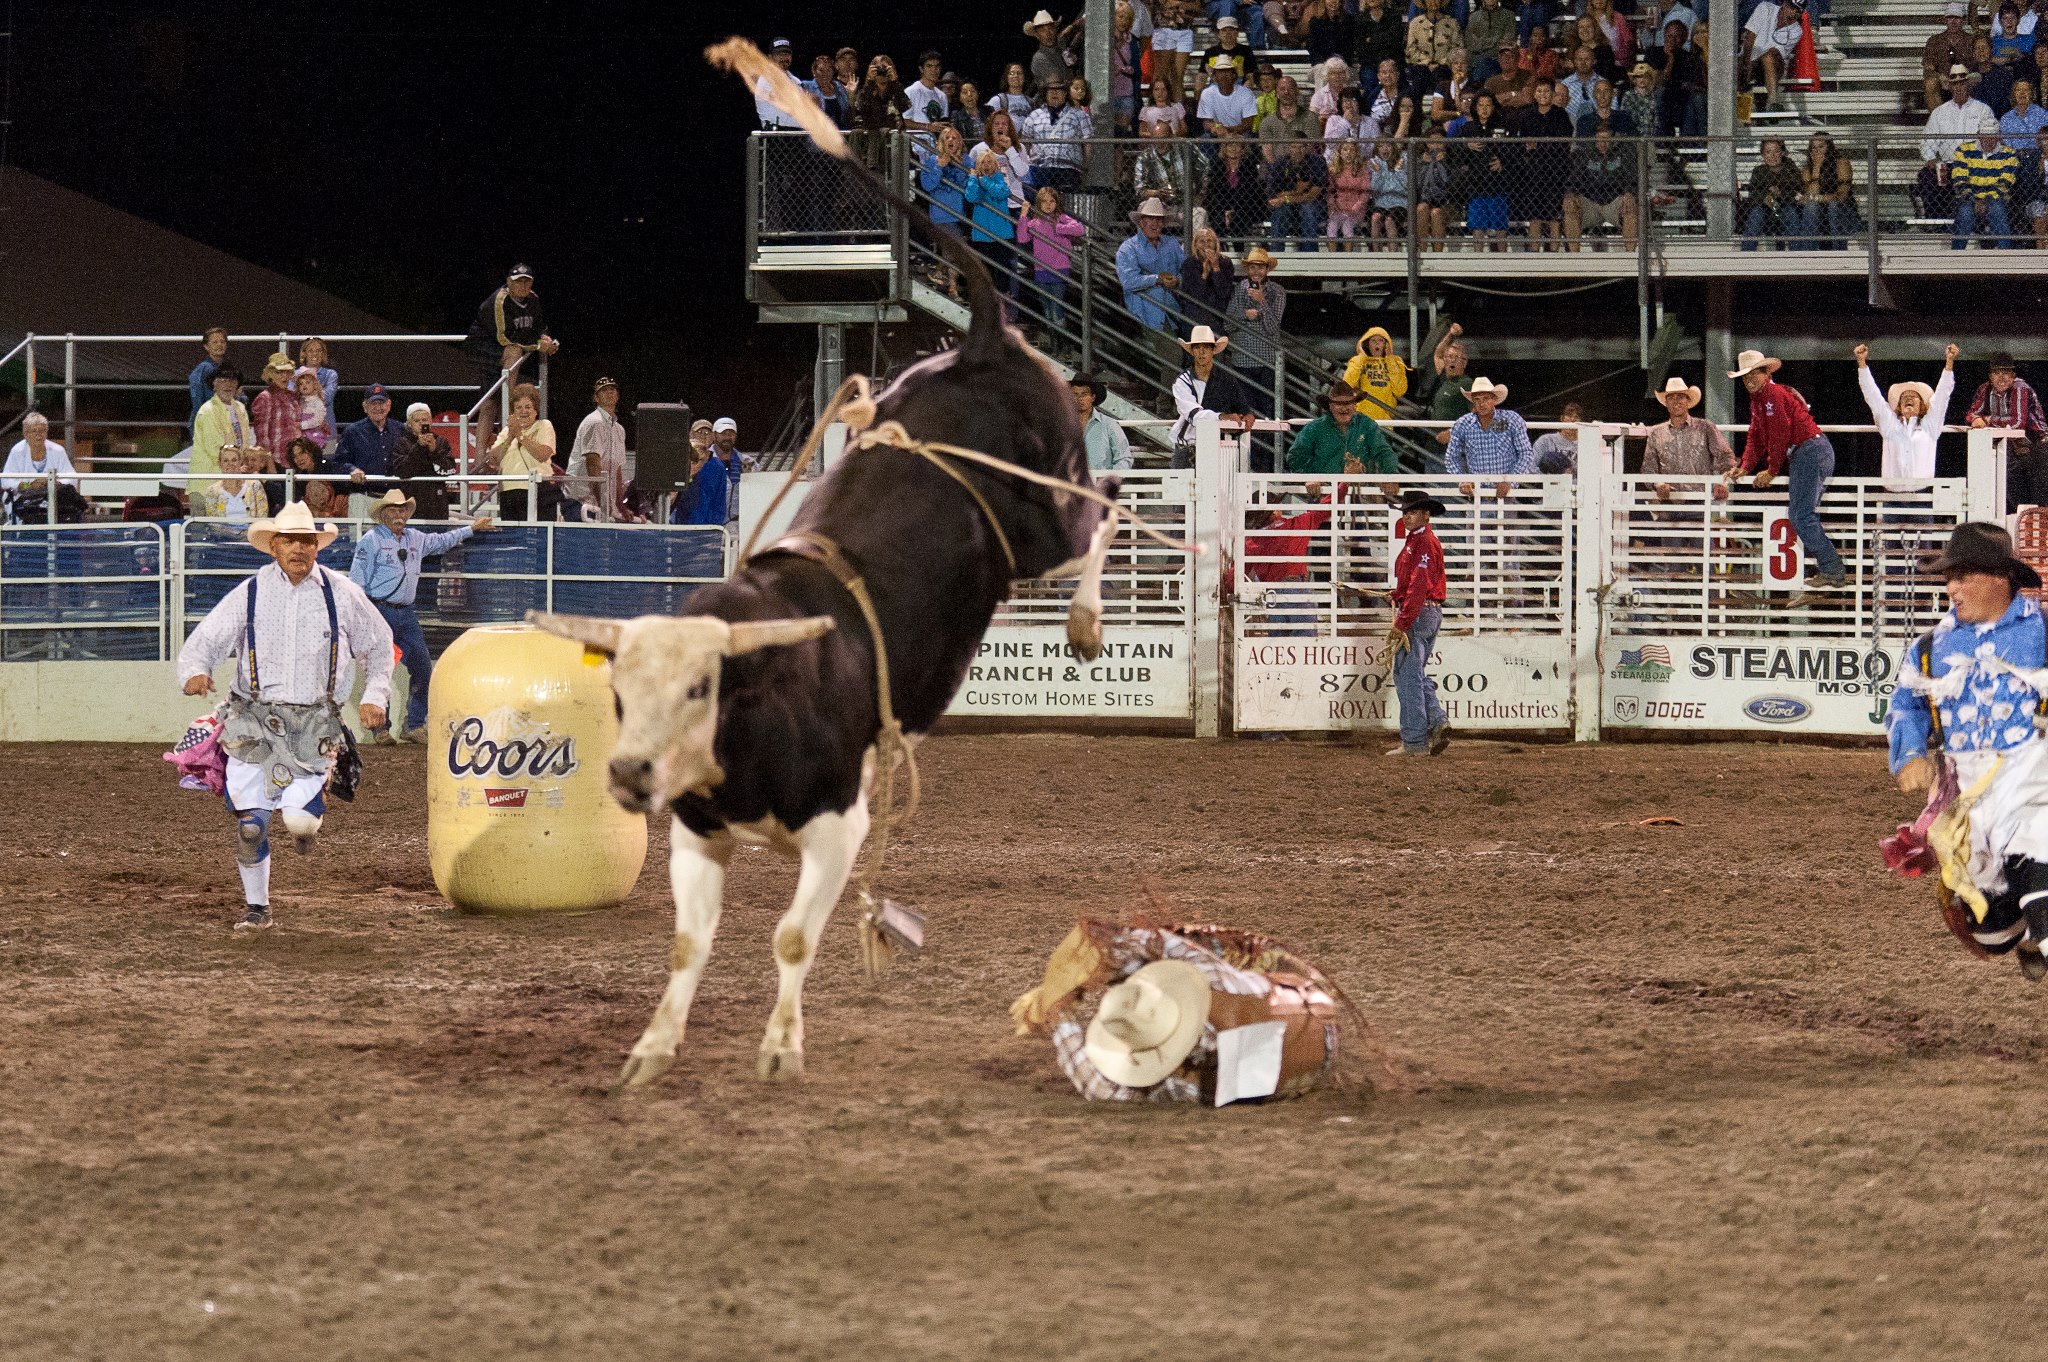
5,1,1026,436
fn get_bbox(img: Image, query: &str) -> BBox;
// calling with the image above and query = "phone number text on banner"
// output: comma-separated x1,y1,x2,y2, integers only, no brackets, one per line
1235,635,1571,732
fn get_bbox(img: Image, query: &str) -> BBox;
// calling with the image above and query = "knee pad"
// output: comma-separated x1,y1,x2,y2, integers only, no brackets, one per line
233,811,271,866
280,808,323,852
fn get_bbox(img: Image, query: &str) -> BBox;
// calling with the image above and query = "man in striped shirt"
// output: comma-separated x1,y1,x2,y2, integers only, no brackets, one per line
1953,119,2019,248
1968,351,2048,509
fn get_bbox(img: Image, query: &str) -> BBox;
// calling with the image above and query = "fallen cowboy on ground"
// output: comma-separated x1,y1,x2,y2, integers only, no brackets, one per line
1011,919,1369,1105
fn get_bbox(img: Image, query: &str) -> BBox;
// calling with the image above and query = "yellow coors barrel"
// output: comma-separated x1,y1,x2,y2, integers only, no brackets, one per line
428,624,647,912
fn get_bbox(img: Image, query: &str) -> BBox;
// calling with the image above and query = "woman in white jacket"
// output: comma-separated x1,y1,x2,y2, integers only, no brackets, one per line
1856,340,1958,486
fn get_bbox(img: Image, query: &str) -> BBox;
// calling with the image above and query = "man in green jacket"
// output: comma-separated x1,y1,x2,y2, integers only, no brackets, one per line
1286,381,1399,492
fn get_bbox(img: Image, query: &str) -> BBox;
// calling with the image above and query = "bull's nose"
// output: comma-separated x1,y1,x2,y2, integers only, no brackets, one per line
609,756,653,795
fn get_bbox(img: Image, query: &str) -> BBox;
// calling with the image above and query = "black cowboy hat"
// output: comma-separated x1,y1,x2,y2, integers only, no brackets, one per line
1323,379,1361,407
1397,489,1447,517
1922,522,2042,589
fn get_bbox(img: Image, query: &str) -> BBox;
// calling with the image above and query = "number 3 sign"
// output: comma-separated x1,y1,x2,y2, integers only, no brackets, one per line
1763,514,1805,588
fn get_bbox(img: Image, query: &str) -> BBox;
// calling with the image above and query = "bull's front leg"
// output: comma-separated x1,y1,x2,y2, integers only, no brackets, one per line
614,817,732,1093
759,797,870,1080
1064,510,1119,662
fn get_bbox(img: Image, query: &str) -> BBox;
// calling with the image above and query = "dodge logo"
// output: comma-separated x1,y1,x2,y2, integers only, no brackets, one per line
1612,695,1641,720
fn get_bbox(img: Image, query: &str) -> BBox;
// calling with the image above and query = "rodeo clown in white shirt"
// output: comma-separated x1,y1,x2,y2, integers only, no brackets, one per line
178,502,394,931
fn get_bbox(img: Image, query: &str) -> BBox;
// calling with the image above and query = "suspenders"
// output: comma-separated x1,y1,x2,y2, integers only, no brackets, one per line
244,568,340,702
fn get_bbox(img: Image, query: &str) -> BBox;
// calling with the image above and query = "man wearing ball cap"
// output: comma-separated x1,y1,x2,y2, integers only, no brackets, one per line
177,502,394,931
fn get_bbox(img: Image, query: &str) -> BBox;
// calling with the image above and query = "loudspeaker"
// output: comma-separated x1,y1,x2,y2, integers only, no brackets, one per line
635,402,696,492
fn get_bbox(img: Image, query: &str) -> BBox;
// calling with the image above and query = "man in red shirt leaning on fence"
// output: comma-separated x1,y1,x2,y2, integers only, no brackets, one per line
1387,489,1451,758
1729,347,1848,590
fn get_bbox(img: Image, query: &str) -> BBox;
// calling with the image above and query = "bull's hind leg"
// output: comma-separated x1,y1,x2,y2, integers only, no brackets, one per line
1062,510,1119,662
615,817,732,1093
758,798,870,1080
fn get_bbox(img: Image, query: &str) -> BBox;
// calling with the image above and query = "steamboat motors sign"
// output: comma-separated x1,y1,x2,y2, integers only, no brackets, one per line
1235,634,1571,732
1603,637,1903,733
947,625,1191,718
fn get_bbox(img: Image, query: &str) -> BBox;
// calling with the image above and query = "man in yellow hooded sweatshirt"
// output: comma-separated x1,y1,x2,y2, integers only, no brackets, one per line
1341,326,1409,422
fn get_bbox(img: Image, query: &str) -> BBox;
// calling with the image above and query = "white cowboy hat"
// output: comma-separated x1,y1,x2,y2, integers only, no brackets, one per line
1083,960,1211,1087
261,351,295,375
1888,380,1937,416
1135,196,1168,218
1464,376,1508,402
1727,349,1782,379
370,487,417,516
1178,325,1230,354
247,501,339,553
1655,376,1702,408
1023,8,1057,34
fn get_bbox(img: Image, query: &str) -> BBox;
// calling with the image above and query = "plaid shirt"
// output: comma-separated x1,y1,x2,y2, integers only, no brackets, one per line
1445,409,1536,476
1020,104,1092,171
1967,376,2048,441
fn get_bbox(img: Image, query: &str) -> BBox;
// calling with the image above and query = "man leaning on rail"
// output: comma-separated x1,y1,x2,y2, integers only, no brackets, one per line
349,488,494,745
177,503,394,933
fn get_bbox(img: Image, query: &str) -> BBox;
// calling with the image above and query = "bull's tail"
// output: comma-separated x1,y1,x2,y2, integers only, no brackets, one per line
707,38,1004,365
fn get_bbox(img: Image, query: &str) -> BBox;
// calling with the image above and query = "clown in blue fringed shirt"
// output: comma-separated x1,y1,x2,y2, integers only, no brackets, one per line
1888,593,2048,774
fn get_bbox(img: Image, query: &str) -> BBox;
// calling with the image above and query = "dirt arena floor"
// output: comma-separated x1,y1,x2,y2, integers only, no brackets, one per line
6,735,2048,1360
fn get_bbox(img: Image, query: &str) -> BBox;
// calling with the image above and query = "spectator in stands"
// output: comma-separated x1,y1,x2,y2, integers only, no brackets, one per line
1465,0,1516,71
1257,75,1315,158
1169,326,1256,465
1517,0,1557,44
972,112,1034,229
1587,0,1634,69
1322,86,1375,167
297,337,339,424
1521,26,1563,83
1408,0,1462,70
1427,323,1472,470
1204,15,1253,82
1645,21,1707,136
302,470,342,519
1152,0,1197,107
1561,46,1603,123
1416,134,1453,247
1458,91,1514,249
1198,54,1259,135
1856,342,1959,488
903,50,950,147
1025,11,1075,95
1926,2,1980,113
491,383,561,522
1740,0,1802,113
393,403,459,520
965,150,1021,304
1112,3,1140,131
1368,139,1410,248
188,327,228,424
1224,245,1286,463
1430,48,1479,126
2002,76,2048,145
251,354,300,461
334,383,404,500
1304,0,1354,64
1622,60,1659,133
294,367,331,451
1021,80,1092,191
949,80,985,146
808,55,852,126
1800,131,1861,248
1343,327,1409,423
988,62,1034,124
1992,3,2036,78
1142,74,1189,138
1532,403,1582,474
754,38,803,129
192,366,252,492
1,412,77,499
1181,226,1238,327
1484,40,1536,110
1967,352,2048,509
463,263,557,458
350,489,494,744
711,418,747,524
1642,377,1733,503
1265,135,1330,247
268,436,332,515
193,447,269,523
1728,348,1847,589
1134,117,1180,210
1974,33,2017,114
853,55,909,170
1207,135,1270,238
1253,62,1282,128
1953,118,2019,247
1565,127,1640,250
1286,380,1398,482
1656,0,1700,37
919,125,973,258
1071,373,1134,471
834,47,862,106
1922,64,1996,225
1364,57,1402,124
1118,198,1187,340
1513,78,1574,252
1740,138,1807,249
1575,78,1637,136
1445,376,1534,498
2020,119,2048,245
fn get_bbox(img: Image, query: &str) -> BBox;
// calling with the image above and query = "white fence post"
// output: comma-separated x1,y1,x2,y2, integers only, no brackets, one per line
1192,413,1222,739
1571,426,1610,742
1967,427,2006,524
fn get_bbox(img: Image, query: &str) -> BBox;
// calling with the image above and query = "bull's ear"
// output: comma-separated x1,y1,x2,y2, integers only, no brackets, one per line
526,610,625,655
724,615,836,656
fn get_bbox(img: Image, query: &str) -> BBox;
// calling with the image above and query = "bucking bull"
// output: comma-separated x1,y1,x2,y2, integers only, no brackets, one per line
528,40,1149,1089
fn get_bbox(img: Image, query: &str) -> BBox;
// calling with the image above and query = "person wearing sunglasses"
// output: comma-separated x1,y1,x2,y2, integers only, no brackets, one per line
348,487,495,744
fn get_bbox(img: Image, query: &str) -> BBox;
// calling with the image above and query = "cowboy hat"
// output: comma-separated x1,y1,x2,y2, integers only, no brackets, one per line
1242,244,1276,268
262,351,295,374
1135,196,1168,218
1397,488,1447,517
1464,376,1508,402
1654,376,1702,408
1887,379,1937,417
1324,379,1361,407
1083,960,1210,1087
1727,349,1781,379
1023,8,1057,34
1921,522,2042,589
247,501,339,553
1178,325,1230,354
369,487,417,517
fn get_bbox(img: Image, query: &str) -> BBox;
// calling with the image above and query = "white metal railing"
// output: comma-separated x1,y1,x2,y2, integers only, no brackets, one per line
995,469,1193,629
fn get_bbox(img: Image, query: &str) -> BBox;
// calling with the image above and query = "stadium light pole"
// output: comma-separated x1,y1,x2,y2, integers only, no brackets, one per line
1085,2,1113,189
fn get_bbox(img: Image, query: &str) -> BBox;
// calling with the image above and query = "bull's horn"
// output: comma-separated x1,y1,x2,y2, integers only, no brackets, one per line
526,610,625,655
724,615,837,656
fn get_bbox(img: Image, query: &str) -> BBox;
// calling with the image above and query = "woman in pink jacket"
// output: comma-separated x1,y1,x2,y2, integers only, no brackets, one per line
1015,184,1088,332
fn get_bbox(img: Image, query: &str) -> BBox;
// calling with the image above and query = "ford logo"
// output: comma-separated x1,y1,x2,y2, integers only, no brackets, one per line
1743,695,1811,725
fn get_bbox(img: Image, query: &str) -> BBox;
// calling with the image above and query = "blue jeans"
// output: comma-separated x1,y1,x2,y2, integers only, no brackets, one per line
1786,435,1845,577
1394,603,1447,750
1802,200,1861,249
1956,196,2014,249
375,599,434,731
1270,199,1324,249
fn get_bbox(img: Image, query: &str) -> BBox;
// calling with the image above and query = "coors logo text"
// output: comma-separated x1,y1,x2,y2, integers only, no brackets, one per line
447,717,580,780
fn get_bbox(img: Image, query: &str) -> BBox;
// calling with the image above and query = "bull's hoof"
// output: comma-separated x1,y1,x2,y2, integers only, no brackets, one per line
757,1047,806,1081
1067,605,1103,662
611,1048,674,1094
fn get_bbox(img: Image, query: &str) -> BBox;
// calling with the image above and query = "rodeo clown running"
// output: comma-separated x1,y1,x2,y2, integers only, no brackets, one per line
177,502,393,931
1887,523,2048,978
